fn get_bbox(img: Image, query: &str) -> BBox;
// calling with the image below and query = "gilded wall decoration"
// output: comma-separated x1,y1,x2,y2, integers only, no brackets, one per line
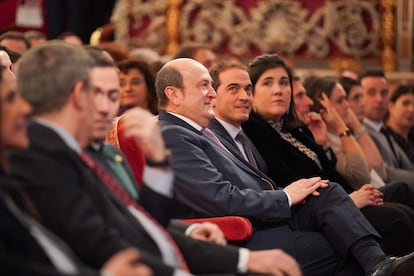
111,0,168,51
112,0,381,59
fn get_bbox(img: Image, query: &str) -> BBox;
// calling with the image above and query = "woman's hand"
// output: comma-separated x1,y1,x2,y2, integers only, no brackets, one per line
349,184,384,208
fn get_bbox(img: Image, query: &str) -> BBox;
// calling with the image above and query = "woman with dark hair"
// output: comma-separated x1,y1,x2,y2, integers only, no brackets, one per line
338,76,388,183
385,84,414,163
117,59,158,115
305,76,385,188
242,54,414,256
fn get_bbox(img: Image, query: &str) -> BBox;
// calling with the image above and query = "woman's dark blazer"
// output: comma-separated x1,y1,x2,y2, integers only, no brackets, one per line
242,112,354,193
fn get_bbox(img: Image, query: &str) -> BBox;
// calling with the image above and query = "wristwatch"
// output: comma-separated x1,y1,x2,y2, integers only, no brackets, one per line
338,128,352,138
146,149,172,167
353,127,366,140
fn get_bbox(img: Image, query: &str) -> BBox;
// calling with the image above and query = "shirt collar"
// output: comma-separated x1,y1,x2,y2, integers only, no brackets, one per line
215,118,242,140
167,112,204,132
33,117,82,154
363,118,383,132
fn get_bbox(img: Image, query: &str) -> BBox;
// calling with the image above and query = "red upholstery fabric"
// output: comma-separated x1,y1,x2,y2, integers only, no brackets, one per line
182,216,252,241
106,116,145,186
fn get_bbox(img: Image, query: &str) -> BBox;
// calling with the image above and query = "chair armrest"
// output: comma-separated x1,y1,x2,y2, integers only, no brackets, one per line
181,216,252,241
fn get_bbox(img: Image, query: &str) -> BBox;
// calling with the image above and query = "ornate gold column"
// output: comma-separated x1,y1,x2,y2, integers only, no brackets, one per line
165,0,182,55
380,0,397,71
396,0,413,71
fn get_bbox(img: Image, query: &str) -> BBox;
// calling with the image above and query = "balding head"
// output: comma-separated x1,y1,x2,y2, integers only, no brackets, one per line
156,58,206,107
155,58,216,127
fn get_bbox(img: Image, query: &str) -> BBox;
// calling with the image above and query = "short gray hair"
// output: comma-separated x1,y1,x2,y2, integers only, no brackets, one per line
17,41,94,115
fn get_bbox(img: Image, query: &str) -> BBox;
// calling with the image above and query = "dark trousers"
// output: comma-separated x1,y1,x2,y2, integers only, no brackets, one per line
381,181,414,210
361,203,414,256
240,183,378,275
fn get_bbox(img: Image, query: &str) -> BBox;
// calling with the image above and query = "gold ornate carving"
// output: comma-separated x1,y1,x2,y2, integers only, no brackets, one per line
111,0,168,52
112,0,382,60
380,0,397,71
179,0,380,58
166,0,183,55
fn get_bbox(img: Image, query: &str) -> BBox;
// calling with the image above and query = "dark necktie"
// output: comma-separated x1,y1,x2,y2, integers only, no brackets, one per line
80,152,189,271
101,144,138,200
235,130,259,170
380,127,400,164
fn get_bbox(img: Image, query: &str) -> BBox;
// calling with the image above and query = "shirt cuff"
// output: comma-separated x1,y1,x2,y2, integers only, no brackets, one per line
238,248,250,273
173,269,193,276
143,166,174,198
184,223,201,236
283,191,292,207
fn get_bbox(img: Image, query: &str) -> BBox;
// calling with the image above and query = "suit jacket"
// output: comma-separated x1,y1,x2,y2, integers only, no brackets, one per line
9,120,241,275
86,144,196,236
159,111,291,224
208,118,273,182
363,121,414,186
0,173,97,276
242,112,353,193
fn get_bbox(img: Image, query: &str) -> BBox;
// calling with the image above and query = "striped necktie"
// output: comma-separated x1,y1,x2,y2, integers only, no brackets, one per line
80,152,189,271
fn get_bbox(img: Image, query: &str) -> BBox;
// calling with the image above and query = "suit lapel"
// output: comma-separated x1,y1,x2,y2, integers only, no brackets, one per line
208,119,274,184
159,112,276,190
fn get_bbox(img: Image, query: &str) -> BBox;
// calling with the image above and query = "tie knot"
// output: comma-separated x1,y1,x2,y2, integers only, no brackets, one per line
380,126,390,135
236,130,249,143
201,127,214,137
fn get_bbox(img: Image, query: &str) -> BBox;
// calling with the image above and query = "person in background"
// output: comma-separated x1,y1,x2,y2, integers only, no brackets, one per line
385,84,414,164
174,43,217,70
0,31,31,54
24,30,47,47
359,70,414,189
117,59,158,115
58,32,83,46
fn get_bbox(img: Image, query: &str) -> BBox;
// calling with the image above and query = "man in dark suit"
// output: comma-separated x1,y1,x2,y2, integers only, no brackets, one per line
10,42,302,276
156,58,414,276
0,182,151,276
360,70,414,188
83,47,226,245
0,59,150,275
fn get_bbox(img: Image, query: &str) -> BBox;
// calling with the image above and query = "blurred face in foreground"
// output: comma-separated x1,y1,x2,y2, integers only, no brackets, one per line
0,69,31,150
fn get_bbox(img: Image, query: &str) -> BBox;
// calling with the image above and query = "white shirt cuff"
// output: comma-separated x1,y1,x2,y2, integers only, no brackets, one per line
238,248,250,273
184,223,201,236
283,191,292,207
143,166,174,198
173,269,193,276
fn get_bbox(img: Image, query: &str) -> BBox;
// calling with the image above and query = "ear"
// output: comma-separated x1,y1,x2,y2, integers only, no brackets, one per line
71,81,87,111
164,86,181,106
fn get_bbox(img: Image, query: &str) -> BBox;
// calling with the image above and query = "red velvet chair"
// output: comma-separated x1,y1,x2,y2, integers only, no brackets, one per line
182,216,252,241
106,116,253,242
